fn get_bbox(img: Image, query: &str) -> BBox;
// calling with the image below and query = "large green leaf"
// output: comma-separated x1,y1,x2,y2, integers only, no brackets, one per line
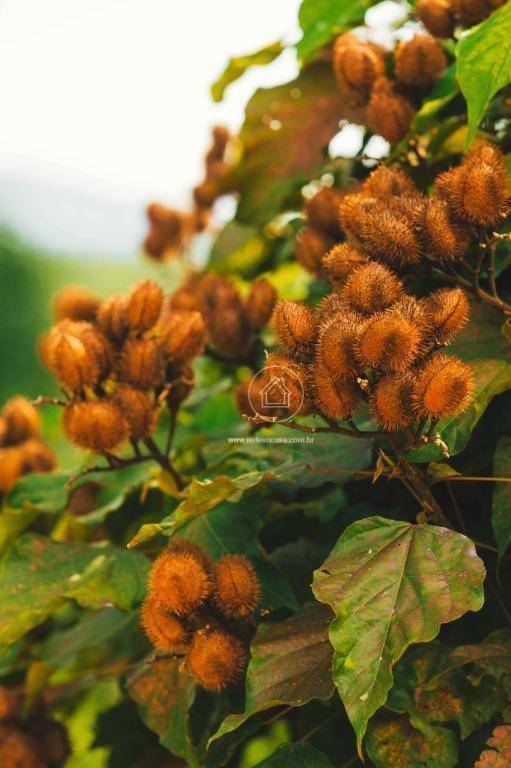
297,0,375,62
210,604,334,746
211,41,284,102
492,436,511,558
456,0,511,146
253,743,334,767
0,534,150,644
312,517,485,753
365,713,458,768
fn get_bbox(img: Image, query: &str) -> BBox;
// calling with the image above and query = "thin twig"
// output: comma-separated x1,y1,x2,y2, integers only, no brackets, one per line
32,395,66,407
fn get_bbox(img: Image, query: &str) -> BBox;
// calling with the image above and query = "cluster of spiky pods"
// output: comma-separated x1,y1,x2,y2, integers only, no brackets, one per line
39,280,208,484
144,126,234,261
0,397,55,495
0,685,69,768
141,540,260,692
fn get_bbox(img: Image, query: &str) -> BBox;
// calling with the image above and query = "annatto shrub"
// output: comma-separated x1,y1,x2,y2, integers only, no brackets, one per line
1,0,511,766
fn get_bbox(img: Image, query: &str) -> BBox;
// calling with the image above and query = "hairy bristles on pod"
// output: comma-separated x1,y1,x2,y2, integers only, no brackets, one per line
243,279,277,332
124,280,164,335
453,0,505,27
207,306,250,358
169,539,212,569
415,0,456,37
20,439,56,474
316,310,362,380
356,309,423,372
97,293,128,342
356,198,424,266
304,186,346,238
119,338,162,390
2,397,40,444
341,262,404,316
394,33,447,87
0,447,25,494
169,286,202,313
62,400,130,452
338,192,377,241
367,77,415,144
316,294,345,323
418,197,469,259
425,287,469,344
371,372,415,431
312,369,361,420
213,555,261,618
363,165,418,199
160,311,206,363
148,545,211,615
322,243,367,287
295,228,334,275
0,728,44,768
395,296,432,337
112,386,156,441
53,285,100,322
197,273,242,318
263,354,311,415
273,300,317,358
45,322,103,392
140,596,189,654
413,353,473,419
332,33,385,100
186,629,245,691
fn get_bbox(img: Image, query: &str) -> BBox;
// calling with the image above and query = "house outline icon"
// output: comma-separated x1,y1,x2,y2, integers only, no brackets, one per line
261,376,291,409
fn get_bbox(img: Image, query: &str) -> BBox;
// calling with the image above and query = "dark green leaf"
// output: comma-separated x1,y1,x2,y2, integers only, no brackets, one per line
211,41,284,102
253,742,334,767
3,470,68,515
297,0,375,62
492,436,511,558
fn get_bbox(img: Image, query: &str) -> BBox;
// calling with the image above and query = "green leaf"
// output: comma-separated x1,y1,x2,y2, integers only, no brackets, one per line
208,221,266,276
209,604,334,745
456,0,511,147
412,64,459,132
3,470,68,515
127,657,198,767
253,742,334,767
365,713,458,768
0,534,150,644
211,41,284,102
297,0,375,62
492,436,511,558
312,516,485,753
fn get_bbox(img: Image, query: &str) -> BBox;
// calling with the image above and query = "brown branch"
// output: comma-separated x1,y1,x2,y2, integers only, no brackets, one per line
32,395,66,407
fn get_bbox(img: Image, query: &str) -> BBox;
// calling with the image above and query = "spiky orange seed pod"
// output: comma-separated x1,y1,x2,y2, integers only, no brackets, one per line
160,311,206,363
357,198,424,266
272,300,317,357
338,192,377,241
312,369,361,421
294,228,333,274
418,197,469,260
453,0,505,26
425,287,469,344
46,325,101,392
356,309,423,372
148,546,211,615
197,274,242,318
213,555,261,618
1,396,40,444
119,338,162,390
0,727,45,768
169,539,212,569
112,386,156,441
316,293,345,323
416,0,456,38
367,77,415,144
125,280,164,335
20,439,57,474
0,447,25,494
341,262,404,316
62,400,130,453
304,187,346,238
244,279,277,332
413,352,473,419
140,596,189,653
363,165,418,199
263,353,311,416
169,286,202,313
96,293,128,341
322,243,367,287
316,310,362,380
332,33,385,100
370,373,415,431
394,33,447,87
53,285,100,322
186,629,245,691
208,307,250,358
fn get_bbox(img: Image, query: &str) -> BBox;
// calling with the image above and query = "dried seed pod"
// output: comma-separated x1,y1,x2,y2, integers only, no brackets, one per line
338,192,378,241
395,296,432,337
0,447,25,494
46,324,101,392
453,0,505,26
367,77,415,144
316,293,345,323
332,33,385,100
341,263,404,315
272,299,317,357
316,310,362,380
53,285,100,322
322,243,367,287
148,545,211,615
394,33,447,87
197,274,242,318
413,352,473,418
96,293,128,341
263,353,311,416
160,311,207,363
169,286,202,313
213,555,261,618
356,309,423,372
295,228,333,274
125,279,164,334
62,400,130,453
370,372,415,430
244,279,277,331
2,396,40,444
415,0,456,38
356,197,424,266
208,306,250,358
0,727,45,768
186,629,245,691
140,596,189,653
418,197,469,259
312,370,361,420
20,439,56,473
119,338,162,390
363,165,418,199
304,187,346,238
425,287,469,344
112,385,156,441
